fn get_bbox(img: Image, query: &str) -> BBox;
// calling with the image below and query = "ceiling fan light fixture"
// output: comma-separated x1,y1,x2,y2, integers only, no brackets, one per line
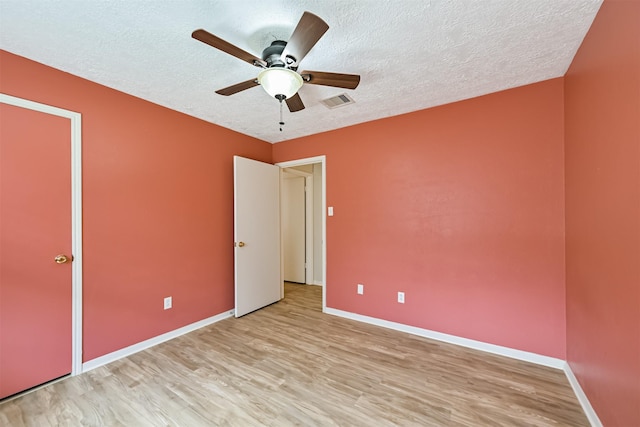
258,67,303,99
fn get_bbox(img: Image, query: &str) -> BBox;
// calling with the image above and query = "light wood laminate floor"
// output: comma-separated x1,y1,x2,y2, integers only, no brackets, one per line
1,283,588,426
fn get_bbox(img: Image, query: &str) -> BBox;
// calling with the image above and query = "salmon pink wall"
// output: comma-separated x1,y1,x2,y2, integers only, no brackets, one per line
274,79,566,358
564,0,640,424
0,51,272,361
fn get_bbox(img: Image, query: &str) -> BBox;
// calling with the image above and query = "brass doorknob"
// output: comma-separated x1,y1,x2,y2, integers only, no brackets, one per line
54,254,70,264
237,242,246,247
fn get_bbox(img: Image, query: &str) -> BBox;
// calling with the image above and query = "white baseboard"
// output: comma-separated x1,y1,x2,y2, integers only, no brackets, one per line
563,362,603,427
311,281,324,286
323,307,565,369
82,309,234,373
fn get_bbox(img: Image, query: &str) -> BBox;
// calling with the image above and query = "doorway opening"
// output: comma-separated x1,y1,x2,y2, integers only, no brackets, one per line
277,156,326,312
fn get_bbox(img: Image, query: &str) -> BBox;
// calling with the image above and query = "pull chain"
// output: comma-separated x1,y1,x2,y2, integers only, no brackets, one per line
279,99,285,132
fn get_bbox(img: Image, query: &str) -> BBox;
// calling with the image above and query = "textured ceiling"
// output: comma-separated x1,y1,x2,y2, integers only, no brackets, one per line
0,0,602,143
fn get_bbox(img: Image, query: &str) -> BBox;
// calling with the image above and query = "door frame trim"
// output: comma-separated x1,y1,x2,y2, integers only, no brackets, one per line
276,156,326,312
1,93,83,376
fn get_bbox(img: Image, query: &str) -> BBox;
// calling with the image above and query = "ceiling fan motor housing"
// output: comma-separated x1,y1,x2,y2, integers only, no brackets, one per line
262,40,295,69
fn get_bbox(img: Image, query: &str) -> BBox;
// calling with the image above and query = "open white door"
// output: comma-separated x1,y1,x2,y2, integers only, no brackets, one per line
234,156,281,317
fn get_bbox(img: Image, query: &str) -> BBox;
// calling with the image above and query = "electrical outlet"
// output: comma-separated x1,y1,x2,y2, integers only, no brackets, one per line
357,284,364,295
397,292,405,304
164,296,172,310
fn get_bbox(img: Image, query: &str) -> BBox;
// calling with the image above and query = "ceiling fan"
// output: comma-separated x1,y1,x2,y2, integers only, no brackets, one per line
192,11,360,114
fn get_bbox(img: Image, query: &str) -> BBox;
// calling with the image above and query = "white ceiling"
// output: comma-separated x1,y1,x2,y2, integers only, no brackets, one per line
0,0,602,143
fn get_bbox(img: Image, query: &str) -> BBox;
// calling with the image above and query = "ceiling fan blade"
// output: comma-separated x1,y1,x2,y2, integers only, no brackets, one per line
280,12,329,64
286,93,305,112
215,79,260,96
301,71,361,89
192,29,266,68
